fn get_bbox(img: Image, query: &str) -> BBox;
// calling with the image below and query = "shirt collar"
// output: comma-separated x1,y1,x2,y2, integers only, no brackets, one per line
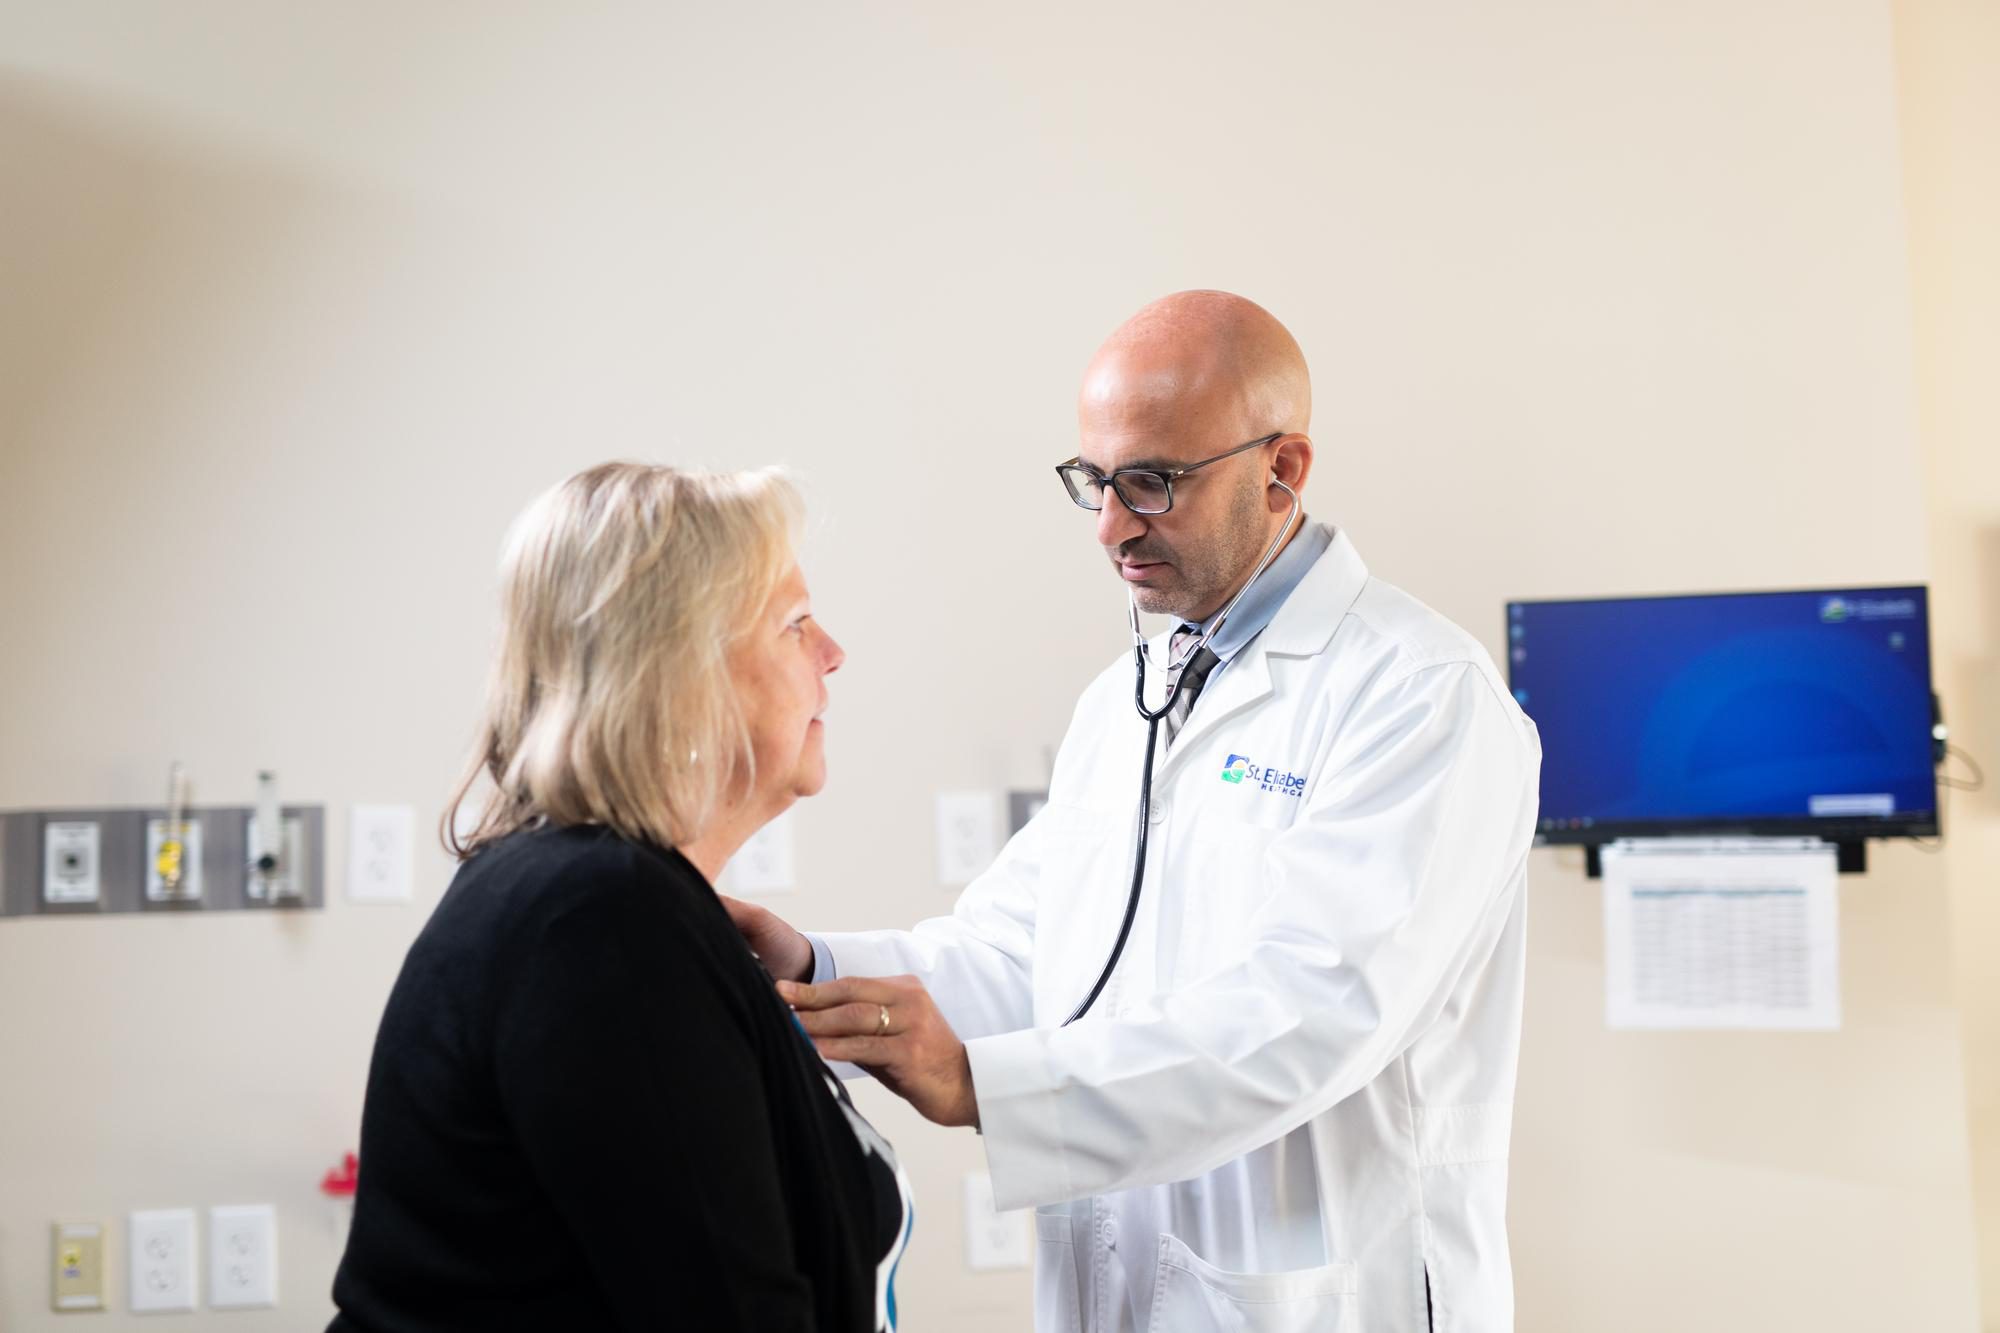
1183,519,1336,663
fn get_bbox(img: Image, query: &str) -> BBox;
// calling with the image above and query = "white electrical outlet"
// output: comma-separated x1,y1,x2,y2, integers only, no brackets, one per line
144,819,204,902
208,1204,277,1309
963,1171,1031,1270
128,1208,197,1313
719,809,796,896
935,792,1004,887
347,804,414,903
43,821,101,904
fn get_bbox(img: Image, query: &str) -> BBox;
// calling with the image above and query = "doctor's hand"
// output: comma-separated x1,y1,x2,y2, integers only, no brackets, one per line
719,894,815,984
778,975,981,1130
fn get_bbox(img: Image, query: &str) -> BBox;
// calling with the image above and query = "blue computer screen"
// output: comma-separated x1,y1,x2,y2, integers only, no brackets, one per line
1506,587,1935,834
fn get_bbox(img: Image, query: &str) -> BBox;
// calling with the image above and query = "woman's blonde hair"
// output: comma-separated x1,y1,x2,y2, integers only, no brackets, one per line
444,461,803,858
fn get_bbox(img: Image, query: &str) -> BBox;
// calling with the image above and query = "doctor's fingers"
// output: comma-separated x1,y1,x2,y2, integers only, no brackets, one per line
777,975,915,1012
807,1035,896,1067
793,1001,901,1039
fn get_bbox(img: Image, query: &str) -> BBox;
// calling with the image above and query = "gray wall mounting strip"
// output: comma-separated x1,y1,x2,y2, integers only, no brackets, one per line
0,806,326,918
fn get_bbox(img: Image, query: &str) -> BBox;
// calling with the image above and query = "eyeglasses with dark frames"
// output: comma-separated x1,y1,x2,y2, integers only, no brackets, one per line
1055,433,1283,515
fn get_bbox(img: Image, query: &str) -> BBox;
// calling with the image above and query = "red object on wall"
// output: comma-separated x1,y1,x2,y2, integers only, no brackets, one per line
320,1152,359,1198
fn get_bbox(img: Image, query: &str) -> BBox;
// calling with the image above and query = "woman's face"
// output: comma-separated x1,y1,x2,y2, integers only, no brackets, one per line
730,560,845,811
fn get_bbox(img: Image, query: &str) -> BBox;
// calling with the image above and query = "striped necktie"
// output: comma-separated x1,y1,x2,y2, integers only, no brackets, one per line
1164,625,1221,748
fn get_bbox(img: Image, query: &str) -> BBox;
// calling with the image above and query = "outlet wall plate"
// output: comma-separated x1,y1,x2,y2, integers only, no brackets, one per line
346,804,415,903
963,1171,1031,1270
209,1204,278,1309
718,809,795,897
935,791,1005,887
129,1208,198,1313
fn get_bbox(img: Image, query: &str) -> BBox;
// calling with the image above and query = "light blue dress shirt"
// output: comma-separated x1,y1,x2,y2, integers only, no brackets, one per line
1175,517,1333,685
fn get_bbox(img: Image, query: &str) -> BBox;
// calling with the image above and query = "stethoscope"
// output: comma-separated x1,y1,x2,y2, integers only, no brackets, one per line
1062,475,1303,1025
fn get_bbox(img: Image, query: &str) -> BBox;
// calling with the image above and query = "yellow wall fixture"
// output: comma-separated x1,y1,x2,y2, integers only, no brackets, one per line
51,1222,106,1313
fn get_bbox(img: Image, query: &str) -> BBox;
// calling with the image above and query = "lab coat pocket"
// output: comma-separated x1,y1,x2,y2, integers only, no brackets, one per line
1034,1212,1083,1333
1146,1232,1358,1333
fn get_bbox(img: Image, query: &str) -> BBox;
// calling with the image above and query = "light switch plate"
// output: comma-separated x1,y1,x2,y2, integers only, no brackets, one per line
209,1204,277,1308
51,1221,105,1311
129,1208,198,1313
963,1171,1031,1270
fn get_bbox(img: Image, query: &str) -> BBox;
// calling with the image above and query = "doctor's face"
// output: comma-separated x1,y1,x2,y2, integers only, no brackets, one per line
1078,420,1279,623
729,560,845,813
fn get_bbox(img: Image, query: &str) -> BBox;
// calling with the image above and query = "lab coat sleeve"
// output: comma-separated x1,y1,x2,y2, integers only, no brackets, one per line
967,661,1539,1211
814,804,1047,1041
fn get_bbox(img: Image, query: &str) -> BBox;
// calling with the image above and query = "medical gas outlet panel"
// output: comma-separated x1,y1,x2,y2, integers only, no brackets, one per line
0,804,326,918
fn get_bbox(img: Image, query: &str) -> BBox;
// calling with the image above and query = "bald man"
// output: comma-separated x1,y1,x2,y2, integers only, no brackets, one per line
731,292,1542,1333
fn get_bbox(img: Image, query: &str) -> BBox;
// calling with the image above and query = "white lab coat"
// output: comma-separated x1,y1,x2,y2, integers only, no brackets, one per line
822,530,1541,1333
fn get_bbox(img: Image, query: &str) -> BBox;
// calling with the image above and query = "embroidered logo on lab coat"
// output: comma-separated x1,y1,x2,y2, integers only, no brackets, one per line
1221,754,1306,798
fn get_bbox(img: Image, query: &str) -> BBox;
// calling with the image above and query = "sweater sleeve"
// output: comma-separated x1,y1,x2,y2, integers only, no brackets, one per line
491,858,816,1332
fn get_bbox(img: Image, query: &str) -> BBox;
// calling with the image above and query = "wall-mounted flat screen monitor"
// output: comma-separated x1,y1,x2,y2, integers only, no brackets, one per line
1505,585,1937,847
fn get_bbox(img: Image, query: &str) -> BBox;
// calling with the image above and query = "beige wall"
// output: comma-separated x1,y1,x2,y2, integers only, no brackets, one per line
1897,0,2000,1324
0,2,1983,1329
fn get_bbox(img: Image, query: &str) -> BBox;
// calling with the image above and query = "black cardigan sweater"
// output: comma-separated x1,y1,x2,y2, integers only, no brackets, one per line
328,824,910,1332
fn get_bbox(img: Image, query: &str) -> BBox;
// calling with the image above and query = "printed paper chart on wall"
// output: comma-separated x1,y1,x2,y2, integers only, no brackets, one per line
1602,839,1840,1030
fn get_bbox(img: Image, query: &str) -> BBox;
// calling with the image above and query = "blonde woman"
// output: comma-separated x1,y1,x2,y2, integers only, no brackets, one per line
329,464,913,1333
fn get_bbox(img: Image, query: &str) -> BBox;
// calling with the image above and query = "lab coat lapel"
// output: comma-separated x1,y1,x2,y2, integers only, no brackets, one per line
1156,644,1273,779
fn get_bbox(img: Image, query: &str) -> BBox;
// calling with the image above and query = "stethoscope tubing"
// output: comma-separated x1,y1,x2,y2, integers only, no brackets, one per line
1063,480,1302,1026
